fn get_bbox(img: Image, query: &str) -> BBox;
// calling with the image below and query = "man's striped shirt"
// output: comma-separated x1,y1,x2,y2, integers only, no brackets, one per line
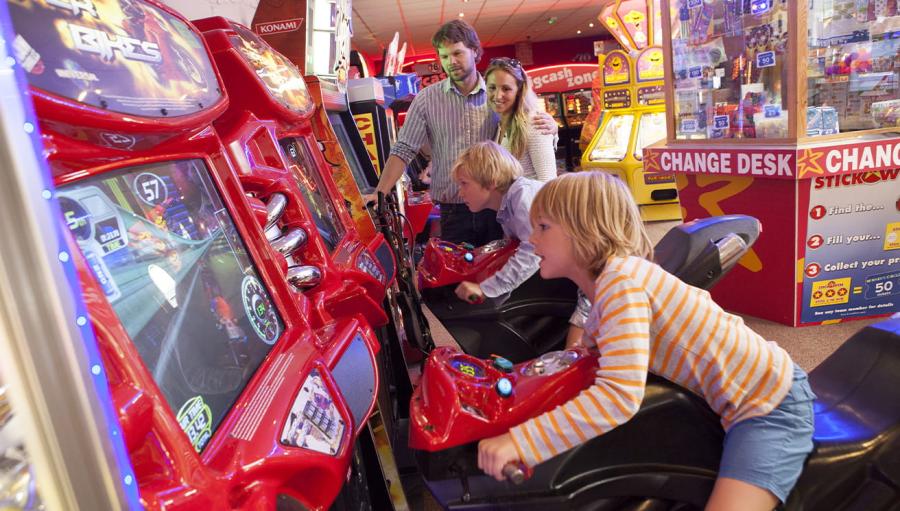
510,256,794,468
389,76,499,203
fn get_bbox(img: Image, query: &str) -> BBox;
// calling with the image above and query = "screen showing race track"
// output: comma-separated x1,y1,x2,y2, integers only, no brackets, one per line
279,137,346,253
58,159,283,452
327,112,375,194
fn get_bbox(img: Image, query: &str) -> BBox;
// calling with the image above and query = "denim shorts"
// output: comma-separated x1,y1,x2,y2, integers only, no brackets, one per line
718,364,816,503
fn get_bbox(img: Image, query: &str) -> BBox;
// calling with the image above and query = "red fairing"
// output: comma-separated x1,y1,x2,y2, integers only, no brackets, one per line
22,0,381,508
418,238,520,288
409,347,596,451
404,191,434,239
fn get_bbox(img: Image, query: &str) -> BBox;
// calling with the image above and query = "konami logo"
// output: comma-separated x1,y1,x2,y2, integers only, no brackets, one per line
255,18,304,35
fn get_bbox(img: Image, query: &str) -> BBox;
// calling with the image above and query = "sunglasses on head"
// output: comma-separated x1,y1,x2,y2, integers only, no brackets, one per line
490,57,522,69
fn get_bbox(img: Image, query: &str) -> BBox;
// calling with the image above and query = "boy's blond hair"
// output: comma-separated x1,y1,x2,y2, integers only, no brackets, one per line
451,141,523,192
530,172,653,277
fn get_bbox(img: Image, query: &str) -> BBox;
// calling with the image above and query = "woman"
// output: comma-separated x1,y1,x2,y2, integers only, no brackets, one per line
485,57,557,182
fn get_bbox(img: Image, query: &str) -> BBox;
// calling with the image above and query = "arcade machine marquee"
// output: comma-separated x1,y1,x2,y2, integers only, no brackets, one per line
9,0,379,508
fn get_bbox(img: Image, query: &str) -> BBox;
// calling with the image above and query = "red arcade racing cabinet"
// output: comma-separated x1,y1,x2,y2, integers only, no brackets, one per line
9,0,380,508
195,18,394,330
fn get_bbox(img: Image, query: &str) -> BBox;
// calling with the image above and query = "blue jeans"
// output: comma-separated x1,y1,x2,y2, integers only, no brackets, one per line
438,202,504,246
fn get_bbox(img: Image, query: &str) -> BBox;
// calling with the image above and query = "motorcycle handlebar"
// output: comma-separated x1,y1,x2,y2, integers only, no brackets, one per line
502,462,529,485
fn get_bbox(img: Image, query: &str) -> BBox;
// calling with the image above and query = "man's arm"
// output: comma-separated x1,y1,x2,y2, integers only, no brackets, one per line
364,93,430,202
373,155,411,196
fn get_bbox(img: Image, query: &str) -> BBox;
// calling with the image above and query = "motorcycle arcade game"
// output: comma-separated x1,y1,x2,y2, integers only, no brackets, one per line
412,220,900,510
409,317,900,511
409,316,900,511
196,19,434,506
10,1,379,508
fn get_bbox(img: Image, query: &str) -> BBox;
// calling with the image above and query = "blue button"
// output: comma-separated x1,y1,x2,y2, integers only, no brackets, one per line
464,253,474,263
496,378,513,398
492,357,514,373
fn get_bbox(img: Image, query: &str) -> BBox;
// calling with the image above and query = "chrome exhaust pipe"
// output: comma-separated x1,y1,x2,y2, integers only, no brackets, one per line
287,265,321,290
264,193,288,230
271,228,308,255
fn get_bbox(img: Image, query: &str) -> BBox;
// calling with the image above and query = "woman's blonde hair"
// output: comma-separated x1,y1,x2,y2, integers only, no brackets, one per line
484,58,540,159
530,172,653,277
451,140,523,192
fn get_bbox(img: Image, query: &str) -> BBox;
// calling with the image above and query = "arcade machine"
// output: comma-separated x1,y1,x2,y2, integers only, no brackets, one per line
580,0,680,221
0,8,143,507
9,0,380,508
581,47,681,221
348,76,433,239
578,67,605,154
249,2,432,505
196,18,392,333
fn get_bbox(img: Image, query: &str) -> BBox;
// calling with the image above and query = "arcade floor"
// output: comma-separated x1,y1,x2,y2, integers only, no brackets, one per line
405,219,884,511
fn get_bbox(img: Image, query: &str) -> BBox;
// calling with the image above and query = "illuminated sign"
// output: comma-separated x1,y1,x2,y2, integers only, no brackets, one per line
353,113,381,174
254,18,304,35
527,64,598,93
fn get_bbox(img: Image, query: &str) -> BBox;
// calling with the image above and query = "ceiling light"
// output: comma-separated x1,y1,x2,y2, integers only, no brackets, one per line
577,30,582,34
458,11,464,17
548,17,557,24
589,22,594,27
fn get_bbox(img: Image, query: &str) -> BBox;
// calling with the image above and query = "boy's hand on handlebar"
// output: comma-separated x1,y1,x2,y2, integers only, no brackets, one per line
455,281,484,304
478,432,521,481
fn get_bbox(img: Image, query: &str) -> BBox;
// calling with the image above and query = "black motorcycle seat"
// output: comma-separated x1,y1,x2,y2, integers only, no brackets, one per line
808,318,900,445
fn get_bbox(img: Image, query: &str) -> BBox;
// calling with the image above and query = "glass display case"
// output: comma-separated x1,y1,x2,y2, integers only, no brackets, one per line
807,0,900,133
664,0,900,140
669,0,790,140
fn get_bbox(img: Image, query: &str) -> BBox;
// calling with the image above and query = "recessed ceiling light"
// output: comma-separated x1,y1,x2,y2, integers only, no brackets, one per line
577,30,582,34
589,22,594,27
458,11,464,17
548,17,557,25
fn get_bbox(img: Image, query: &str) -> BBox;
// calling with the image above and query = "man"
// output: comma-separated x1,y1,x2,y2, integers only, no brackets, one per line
365,20,556,245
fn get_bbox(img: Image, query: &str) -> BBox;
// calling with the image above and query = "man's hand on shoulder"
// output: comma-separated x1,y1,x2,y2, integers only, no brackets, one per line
531,111,559,136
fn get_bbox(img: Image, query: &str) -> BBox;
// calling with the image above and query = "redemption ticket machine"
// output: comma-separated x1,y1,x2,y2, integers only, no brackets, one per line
9,0,379,508
581,47,681,221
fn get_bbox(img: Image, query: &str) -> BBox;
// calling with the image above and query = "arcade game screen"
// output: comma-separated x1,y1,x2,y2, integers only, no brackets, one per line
539,93,565,128
328,112,375,194
58,159,283,452
563,90,593,127
279,137,346,252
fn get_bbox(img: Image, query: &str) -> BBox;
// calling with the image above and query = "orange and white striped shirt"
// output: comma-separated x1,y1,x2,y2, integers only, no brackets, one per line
510,256,794,468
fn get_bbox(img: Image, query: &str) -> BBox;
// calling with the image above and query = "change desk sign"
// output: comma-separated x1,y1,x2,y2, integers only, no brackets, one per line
801,170,900,323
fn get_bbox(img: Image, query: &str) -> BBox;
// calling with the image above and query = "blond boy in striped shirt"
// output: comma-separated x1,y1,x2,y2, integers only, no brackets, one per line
477,172,815,510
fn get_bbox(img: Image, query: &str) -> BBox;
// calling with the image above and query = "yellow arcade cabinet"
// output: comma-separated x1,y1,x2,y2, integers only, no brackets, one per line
581,47,680,221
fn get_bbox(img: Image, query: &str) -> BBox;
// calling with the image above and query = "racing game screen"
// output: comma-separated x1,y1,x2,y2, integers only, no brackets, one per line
328,112,375,194
279,137,346,252
58,159,283,452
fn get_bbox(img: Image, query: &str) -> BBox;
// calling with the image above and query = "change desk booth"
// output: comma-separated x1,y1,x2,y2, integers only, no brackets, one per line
645,0,900,326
